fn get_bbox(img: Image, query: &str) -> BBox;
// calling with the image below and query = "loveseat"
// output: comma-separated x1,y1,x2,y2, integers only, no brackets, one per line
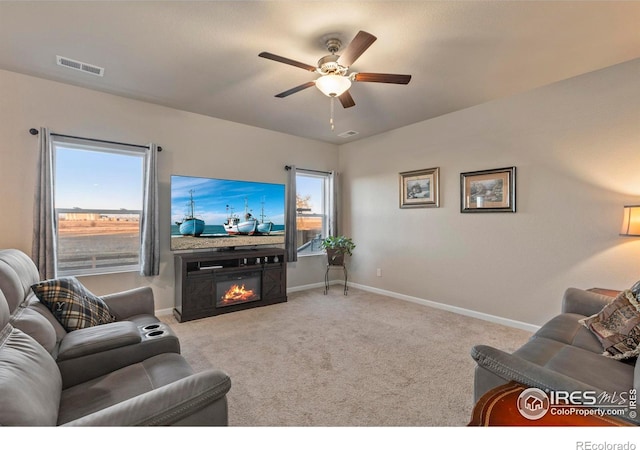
471,287,639,425
0,249,231,426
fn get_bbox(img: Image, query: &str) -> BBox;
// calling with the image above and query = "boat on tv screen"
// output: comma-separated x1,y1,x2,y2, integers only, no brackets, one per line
170,175,285,251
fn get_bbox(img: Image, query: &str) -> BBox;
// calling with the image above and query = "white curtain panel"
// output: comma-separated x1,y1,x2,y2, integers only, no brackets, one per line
32,127,57,279
140,143,160,276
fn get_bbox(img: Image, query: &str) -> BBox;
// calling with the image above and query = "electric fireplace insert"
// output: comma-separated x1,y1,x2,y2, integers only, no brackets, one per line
215,270,262,308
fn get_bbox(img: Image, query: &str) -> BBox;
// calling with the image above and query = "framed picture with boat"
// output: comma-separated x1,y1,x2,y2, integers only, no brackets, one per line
460,166,516,213
399,167,440,208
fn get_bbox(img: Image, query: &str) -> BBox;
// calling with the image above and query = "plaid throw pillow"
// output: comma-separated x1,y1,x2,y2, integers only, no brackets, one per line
579,289,640,360
31,277,116,332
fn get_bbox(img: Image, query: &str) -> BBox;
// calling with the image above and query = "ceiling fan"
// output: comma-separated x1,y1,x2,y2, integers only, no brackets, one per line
259,30,411,110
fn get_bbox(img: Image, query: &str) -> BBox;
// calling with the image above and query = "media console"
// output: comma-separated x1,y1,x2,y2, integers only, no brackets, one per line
174,247,287,322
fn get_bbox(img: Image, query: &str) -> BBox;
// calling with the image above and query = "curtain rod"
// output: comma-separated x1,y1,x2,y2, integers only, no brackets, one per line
284,165,331,175
29,128,162,152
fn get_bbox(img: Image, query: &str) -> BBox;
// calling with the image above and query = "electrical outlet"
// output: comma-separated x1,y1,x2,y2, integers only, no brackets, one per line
376,268,382,277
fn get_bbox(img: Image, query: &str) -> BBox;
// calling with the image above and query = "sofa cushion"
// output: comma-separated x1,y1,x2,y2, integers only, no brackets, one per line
0,251,41,313
0,324,61,426
533,313,604,354
58,352,194,425
544,344,636,394
579,290,640,360
0,290,9,329
31,277,116,332
9,305,57,353
514,336,636,394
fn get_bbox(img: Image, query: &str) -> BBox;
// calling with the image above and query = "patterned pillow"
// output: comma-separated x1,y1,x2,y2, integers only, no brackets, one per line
579,290,640,360
31,277,116,332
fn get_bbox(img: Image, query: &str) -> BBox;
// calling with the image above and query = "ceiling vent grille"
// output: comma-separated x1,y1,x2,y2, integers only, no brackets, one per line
338,130,359,138
56,56,104,77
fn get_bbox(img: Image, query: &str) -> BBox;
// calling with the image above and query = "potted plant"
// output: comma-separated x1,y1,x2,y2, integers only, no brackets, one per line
320,235,356,266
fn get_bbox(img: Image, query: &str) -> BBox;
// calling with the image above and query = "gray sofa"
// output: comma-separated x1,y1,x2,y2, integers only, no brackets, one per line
471,287,639,425
0,249,231,426
0,249,184,387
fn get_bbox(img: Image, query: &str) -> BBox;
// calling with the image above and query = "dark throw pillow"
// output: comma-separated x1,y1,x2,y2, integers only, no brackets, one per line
579,290,640,360
31,277,116,332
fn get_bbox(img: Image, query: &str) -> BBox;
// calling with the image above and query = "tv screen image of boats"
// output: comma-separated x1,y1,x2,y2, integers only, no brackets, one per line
170,175,286,251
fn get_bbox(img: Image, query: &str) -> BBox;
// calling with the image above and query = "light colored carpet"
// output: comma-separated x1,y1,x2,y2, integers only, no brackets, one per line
161,287,531,426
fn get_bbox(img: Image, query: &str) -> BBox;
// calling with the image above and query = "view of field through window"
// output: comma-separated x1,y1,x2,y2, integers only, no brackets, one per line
54,144,144,275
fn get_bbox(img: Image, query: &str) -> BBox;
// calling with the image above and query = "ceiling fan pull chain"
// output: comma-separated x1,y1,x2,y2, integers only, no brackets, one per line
330,96,335,131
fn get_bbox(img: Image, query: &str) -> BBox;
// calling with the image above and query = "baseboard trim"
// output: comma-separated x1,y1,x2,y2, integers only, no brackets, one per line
287,281,539,333
348,283,539,332
156,307,174,317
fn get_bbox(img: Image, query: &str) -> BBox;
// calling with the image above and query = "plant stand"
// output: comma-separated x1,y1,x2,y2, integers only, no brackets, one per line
324,263,348,296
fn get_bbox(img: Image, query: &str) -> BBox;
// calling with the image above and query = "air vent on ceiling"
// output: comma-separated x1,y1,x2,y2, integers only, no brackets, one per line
56,55,104,77
338,130,359,138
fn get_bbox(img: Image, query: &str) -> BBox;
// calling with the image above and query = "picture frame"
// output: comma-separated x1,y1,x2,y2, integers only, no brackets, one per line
399,167,440,208
460,166,516,213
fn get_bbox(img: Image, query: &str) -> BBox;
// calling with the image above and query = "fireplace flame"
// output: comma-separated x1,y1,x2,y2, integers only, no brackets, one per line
221,283,257,304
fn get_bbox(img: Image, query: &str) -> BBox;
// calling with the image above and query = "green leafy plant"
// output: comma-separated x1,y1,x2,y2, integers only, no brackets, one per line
320,235,356,256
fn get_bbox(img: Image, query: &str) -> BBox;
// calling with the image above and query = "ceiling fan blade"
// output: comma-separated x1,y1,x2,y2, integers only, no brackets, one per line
337,31,377,67
275,81,316,98
259,52,317,72
338,91,355,108
354,73,412,84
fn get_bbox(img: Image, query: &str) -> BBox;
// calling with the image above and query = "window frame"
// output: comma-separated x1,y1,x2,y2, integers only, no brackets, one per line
52,137,146,276
295,170,332,257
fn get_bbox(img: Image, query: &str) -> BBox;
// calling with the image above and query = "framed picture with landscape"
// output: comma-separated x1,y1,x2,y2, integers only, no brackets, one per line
399,167,440,208
460,166,516,213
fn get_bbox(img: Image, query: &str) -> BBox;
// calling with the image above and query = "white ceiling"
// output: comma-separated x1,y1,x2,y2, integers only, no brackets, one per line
1,1,639,144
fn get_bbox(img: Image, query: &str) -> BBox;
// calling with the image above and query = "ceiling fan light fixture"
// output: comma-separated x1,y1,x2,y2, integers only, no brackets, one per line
315,74,351,97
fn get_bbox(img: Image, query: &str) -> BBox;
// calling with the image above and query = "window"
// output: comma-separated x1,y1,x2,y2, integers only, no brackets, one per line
53,137,145,276
296,170,332,255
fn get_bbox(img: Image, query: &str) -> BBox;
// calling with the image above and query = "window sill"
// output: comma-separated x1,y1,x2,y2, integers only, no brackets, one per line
58,265,140,277
297,252,325,258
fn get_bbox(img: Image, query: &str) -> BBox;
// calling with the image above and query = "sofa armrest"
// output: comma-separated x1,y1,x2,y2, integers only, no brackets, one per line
101,287,155,319
561,288,612,316
58,324,180,389
57,322,141,361
471,344,602,394
61,369,231,426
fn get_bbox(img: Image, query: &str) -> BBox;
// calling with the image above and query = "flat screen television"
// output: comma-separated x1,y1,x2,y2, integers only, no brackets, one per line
170,174,286,252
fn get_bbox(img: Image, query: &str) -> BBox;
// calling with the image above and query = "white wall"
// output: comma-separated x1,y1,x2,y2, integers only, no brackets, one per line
0,69,338,311
338,58,640,326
